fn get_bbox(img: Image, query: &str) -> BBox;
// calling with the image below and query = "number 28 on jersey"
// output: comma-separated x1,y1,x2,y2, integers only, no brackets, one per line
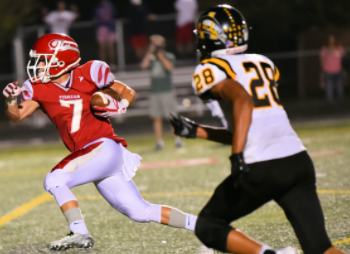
192,57,282,110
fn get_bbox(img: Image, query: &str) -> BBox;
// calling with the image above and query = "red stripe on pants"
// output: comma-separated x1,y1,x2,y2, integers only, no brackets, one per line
51,141,103,172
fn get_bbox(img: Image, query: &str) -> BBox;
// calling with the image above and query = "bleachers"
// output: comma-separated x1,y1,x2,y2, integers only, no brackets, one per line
112,65,208,120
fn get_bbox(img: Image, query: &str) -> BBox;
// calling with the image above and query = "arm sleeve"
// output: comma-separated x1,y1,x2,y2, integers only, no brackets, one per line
192,58,235,96
81,60,116,89
21,80,34,102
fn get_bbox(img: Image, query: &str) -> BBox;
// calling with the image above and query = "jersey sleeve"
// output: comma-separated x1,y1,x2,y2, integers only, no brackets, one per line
81,60,116,89
21,80,34,102
191,57,236,96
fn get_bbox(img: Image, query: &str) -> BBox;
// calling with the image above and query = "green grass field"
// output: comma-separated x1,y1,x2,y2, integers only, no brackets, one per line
0,120,349,253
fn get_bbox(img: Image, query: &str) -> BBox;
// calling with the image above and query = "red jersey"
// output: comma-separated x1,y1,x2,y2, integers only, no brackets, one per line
22,60,127,152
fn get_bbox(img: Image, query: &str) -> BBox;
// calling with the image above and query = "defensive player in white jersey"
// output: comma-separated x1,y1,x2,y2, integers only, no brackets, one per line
170,5,345,254
2,33,198,251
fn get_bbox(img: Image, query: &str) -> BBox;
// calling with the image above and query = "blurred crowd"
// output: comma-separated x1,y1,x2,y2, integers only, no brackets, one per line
39,0,199,148
10,0,349,140
41,0,198,70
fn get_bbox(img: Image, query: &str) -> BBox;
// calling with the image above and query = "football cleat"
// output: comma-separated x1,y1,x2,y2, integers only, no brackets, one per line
47,231,94,251
198,244,216,254
276,246,300,254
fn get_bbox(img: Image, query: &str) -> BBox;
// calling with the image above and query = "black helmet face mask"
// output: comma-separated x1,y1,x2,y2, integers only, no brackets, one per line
195,5,248,60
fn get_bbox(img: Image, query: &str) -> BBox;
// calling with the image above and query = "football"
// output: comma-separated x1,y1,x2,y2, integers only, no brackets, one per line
90,88,120,108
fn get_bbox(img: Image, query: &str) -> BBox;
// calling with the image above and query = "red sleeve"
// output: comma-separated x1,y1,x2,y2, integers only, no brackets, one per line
80,60,115,89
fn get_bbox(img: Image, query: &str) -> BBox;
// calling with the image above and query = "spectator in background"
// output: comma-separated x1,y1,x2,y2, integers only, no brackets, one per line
94,0,117,71
174,0,197,59
320,35,345,102
128,0,156,60
43,1,79,35
141,35,182,150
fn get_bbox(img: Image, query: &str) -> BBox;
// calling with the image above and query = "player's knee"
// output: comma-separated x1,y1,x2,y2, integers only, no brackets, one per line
44,169,70,193
195,216,233,252
195,217,214,247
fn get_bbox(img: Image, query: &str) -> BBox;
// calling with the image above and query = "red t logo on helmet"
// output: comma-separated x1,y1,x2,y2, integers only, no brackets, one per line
49,39,79,52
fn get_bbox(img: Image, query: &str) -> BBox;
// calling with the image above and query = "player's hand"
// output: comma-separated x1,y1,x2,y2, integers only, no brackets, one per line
229,152,249,188
93,94,127,118
169,113,198,138
3,81,26,99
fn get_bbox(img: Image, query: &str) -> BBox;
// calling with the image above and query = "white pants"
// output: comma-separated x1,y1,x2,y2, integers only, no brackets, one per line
44,138,161,223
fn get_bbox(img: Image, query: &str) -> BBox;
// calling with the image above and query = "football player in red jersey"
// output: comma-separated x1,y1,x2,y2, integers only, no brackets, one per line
3,34,198,251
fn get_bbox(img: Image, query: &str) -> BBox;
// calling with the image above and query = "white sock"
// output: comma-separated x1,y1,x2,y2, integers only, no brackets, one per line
259,245,275,254
69,220,89,234
185,214,197,231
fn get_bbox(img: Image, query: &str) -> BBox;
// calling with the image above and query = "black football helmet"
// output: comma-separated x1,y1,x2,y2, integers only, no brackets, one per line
194,5,248,60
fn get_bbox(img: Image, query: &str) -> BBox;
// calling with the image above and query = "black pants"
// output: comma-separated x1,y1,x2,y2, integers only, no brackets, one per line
196,151,332,254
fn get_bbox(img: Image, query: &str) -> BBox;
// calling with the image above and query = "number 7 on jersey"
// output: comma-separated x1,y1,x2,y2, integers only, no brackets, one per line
60,99,83,133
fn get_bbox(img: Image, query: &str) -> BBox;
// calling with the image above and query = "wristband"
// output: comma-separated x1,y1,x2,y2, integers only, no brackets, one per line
120,98,129,108
6,98,17,106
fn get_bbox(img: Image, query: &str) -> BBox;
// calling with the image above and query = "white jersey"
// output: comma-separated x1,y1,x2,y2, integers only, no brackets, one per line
45,11,76,34
192,54,306,163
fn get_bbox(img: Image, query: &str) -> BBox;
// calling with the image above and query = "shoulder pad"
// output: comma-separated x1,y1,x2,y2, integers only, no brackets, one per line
200,57,236,80
80,60,115,88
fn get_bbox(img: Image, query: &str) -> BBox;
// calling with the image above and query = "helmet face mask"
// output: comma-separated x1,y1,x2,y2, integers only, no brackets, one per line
27,34,81,84
27,50,60,83
194,5,248,60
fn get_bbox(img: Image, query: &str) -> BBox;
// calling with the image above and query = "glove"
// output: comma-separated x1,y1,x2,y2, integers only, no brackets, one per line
3,81,26,97
229,152,249,187
3,81,26,106
169,113,198,138
92,94,127,118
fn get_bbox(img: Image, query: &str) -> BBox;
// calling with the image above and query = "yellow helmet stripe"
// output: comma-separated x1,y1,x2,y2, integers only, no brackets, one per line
201,58,236,80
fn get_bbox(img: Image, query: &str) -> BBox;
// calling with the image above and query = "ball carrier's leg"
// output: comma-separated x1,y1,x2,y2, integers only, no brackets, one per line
43,139,119,250
46,184,93,250
94,173,197,231
50,186,88,234
161,206,196,230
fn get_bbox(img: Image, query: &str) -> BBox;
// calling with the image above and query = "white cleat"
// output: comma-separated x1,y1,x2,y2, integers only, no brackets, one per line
277,246,301,254
198,244,216,254
47,231,94,251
